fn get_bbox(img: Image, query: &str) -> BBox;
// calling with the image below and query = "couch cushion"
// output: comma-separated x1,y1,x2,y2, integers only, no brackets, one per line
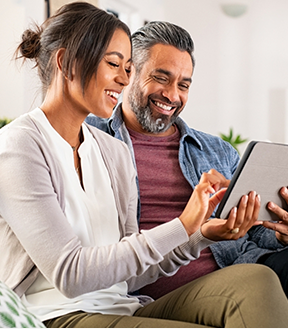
0,281,45,328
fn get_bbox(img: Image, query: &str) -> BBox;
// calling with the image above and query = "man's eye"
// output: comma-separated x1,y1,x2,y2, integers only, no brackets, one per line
153,76,167,83
179,84,190,90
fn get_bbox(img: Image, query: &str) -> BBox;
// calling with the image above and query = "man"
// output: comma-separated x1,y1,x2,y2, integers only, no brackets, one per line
86,21,288,298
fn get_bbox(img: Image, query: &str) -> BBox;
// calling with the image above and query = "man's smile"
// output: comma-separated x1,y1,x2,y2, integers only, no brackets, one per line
150,99,179,115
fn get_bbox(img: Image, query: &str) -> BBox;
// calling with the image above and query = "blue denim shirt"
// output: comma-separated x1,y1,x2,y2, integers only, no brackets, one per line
85,104,286,268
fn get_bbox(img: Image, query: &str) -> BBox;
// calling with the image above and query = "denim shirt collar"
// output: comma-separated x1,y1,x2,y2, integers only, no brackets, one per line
175,117,203,151
108,103,124,135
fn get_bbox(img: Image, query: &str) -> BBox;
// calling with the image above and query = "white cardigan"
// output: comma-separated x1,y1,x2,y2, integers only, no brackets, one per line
0,111,213,304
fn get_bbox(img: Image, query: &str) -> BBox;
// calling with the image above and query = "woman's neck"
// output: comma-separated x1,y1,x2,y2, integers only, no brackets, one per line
40,90,85,148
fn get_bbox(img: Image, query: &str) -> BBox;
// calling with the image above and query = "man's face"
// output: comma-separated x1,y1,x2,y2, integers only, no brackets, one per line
123,44,193,135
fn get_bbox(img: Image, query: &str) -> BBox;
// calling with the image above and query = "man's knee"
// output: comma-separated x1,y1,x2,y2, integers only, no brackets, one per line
230,264,284,299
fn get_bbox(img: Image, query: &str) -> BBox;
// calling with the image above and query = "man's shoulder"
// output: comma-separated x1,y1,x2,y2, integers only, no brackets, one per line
176,118,233,151
189,127,222,142
85,114,110,133
85,104,124,136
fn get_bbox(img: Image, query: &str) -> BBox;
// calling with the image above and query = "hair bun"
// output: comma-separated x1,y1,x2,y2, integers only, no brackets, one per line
19,28,41,59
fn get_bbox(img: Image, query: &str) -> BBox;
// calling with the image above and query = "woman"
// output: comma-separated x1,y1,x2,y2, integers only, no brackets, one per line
0,2,287,327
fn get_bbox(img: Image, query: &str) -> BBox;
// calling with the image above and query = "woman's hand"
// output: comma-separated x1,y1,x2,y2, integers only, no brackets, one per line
262,186,288,246
179,169,230,236
201,191,261,241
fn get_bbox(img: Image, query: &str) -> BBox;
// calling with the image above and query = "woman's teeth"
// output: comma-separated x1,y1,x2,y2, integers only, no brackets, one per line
105,91,120,99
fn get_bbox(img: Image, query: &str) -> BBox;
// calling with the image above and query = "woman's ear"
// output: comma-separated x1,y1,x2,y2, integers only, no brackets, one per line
56,48,65,72
55,48,73,81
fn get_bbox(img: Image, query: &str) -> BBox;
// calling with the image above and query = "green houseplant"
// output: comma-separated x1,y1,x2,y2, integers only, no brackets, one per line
220,128,247,155
0,118,12,129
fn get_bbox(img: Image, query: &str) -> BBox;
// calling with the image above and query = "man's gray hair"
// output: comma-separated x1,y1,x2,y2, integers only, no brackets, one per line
131,21,195,73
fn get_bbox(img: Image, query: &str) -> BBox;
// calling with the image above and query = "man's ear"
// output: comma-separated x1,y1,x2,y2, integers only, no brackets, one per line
127,64,136,85
131,63,136,75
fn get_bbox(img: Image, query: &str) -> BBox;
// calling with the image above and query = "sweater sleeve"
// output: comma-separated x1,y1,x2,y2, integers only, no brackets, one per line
0,123,199,299
127,227,214,292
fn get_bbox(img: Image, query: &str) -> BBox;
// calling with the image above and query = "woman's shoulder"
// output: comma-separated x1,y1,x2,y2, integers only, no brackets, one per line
85,122,135,179
85,122,130,154
0,112,42,149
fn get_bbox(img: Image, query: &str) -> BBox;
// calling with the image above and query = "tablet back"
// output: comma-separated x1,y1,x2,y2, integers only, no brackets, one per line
215,141,288,221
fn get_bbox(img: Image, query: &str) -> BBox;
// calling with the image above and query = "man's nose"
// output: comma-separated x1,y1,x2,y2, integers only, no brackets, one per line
161,83,180,103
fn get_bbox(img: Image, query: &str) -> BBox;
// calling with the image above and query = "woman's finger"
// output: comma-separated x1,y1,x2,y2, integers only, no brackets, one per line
207,169,230,191
225,206,238,231
234,194,248,228
251,194,261,224
225,193,261,236
200,170,230,192
207,188,228,218
243,191,257,224
239,192,261,233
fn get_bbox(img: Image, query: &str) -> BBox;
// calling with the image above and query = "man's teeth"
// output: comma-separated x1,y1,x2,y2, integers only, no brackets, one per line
155,101,173,111
106,91,120,99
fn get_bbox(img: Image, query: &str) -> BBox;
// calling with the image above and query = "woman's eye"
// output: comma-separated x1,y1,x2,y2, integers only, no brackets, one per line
125,68,131,74
108,62,119,68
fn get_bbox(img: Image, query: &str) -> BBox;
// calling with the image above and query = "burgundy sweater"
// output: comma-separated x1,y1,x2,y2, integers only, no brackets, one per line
128,126,219,299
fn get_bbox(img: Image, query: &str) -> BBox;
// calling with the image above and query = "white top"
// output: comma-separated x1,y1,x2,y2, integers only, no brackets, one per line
0,108,214,323
21,108,141,321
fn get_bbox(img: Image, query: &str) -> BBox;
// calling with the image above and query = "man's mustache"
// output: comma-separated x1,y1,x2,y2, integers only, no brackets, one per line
148,94,182,109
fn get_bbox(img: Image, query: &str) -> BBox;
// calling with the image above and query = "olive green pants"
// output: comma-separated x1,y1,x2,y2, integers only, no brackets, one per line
44,264,288,328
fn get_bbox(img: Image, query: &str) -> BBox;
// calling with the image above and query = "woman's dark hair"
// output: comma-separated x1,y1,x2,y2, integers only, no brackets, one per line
15,2,131,94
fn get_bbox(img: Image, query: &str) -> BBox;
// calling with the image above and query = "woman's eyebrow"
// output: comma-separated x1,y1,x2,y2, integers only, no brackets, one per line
105,51,132,62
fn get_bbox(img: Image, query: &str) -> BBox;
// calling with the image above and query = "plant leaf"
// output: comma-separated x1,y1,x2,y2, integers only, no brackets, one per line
0,312,16,327
219,127,247,155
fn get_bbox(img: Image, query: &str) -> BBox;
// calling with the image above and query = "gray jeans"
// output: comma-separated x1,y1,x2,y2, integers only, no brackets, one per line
44,264,288,328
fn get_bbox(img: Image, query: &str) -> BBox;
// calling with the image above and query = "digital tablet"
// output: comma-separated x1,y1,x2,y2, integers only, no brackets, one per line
215,141,288,221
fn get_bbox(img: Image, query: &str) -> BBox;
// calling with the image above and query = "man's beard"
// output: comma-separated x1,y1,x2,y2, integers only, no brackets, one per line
128,82,181,134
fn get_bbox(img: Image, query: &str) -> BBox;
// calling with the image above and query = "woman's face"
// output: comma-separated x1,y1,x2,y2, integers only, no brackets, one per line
69,29,132,118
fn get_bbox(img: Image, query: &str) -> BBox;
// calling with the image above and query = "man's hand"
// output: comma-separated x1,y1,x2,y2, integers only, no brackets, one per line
262,187,288,245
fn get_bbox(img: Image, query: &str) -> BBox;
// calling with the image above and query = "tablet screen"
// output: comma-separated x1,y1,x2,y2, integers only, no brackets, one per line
215,141,288,221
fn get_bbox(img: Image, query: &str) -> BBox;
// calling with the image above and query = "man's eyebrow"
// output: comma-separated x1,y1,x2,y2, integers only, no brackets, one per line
105,51,132,63
154,68,192,83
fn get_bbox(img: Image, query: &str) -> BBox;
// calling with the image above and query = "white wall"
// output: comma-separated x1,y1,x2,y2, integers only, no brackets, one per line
98,0,165,32
163,0,288,152
0,0,287,153
0,0,45,118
